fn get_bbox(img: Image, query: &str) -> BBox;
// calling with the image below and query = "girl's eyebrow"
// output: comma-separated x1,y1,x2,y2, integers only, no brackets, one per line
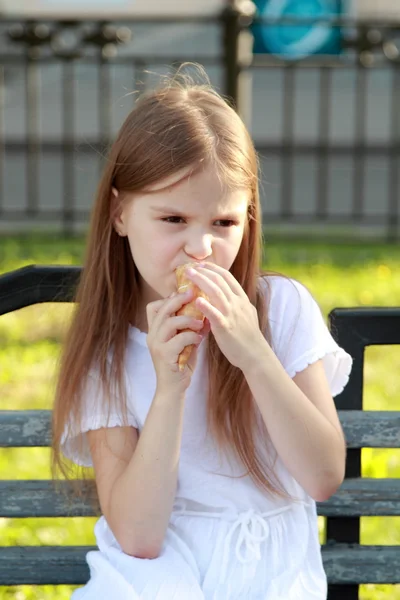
150,206,186,215
150,205,242,218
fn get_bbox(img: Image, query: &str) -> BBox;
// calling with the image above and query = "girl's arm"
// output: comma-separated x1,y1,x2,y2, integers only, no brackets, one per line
87,389,186,558
86,288,205,558
243,348,346,502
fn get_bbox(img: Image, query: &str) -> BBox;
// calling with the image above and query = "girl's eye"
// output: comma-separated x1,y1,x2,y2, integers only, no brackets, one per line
214,220,236,227
160,217,237,227
161,216,185,224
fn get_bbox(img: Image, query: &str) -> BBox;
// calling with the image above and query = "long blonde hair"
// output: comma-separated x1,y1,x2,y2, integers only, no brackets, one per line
52,66,286,497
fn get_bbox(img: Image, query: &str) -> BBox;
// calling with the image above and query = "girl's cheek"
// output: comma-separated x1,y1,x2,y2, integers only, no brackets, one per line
159,233,181,248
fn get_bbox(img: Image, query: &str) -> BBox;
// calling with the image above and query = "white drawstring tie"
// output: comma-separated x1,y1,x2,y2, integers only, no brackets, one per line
219,505,295,584
220,509,269,583
172,501,303,585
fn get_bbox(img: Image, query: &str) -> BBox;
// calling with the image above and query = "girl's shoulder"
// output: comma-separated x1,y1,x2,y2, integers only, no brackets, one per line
259,273,316,322
258,273,353,396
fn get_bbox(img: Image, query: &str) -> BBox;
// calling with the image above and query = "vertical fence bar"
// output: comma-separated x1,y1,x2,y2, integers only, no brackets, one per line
25,55,40,218
281,65,295,219
62,58,75,235
387,64,400,242
326,310,363,600
0,66,5,218
133,59,148,96
352,60,368,225
316,66,332,220
98,53,112,176
222,2,254,124
222,3,240,108
236,27,254,130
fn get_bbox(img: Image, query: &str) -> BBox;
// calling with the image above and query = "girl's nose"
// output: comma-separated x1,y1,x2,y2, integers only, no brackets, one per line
184,233,213,261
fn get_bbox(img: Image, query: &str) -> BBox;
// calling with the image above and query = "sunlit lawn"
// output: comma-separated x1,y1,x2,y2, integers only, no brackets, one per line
1,234,400,599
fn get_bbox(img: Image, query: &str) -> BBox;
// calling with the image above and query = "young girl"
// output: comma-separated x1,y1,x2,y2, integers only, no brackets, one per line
52,67,353,600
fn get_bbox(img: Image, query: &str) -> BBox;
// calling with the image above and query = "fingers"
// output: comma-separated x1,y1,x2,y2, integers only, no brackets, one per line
187,264,245,302
148,327,203,370
171,330,203,351
199,317,211,337
158,314,204,343
145,289,206,385
146,298,166,329
165,330,204,365
146,289,193,329
186,267,230,313
196,263,245,296
195,296,225,328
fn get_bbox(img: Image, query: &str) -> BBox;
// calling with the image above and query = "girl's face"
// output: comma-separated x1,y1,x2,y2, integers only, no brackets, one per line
115,162,250,316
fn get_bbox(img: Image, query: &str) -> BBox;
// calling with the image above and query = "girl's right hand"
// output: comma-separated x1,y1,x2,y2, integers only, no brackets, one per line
146,289,205,394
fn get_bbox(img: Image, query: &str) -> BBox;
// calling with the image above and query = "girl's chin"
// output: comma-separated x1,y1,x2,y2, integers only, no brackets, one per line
143,278,175,301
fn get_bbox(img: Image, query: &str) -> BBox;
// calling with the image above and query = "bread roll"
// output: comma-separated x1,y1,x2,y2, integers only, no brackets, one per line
175,263,208,371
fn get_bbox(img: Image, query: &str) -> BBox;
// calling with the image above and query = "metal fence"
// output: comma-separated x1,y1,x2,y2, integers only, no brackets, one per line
0,7,399,239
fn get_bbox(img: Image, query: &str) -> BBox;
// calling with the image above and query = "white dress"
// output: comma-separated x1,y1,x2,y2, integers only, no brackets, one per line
61,276,353,600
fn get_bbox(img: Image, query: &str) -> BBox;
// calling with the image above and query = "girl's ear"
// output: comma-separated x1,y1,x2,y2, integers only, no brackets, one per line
110,187,127,236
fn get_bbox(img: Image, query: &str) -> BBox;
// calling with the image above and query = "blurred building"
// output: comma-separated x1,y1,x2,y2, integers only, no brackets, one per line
0,1,399,239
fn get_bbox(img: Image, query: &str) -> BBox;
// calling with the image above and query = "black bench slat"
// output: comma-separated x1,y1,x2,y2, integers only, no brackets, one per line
0,265,81,316
318,477,400,517
1,478,400,518
323,544,400,585
0,480,99,518
0,411,51,447
1,410,399,448
341,410,400,449
0,546,92,585
0,544,398,585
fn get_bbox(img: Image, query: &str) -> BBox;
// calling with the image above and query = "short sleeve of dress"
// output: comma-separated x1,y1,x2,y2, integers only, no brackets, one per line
264,275,353,397
60,365,139,467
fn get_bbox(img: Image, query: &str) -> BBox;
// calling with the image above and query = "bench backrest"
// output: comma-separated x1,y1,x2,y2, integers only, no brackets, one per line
1,265,400,600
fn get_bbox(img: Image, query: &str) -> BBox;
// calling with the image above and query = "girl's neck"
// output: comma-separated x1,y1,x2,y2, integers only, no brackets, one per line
130,303,148,334
132,319,148,334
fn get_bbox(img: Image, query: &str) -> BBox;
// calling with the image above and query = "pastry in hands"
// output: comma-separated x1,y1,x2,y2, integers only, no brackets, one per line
175,263,208,371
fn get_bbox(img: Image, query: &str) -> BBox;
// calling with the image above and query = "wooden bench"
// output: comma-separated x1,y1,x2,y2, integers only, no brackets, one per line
1,265,400,600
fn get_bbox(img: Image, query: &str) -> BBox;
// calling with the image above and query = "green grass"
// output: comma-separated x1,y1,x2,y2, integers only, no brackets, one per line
1,233,400,599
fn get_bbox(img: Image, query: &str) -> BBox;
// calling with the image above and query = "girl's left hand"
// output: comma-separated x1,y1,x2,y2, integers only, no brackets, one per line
185,263,268,372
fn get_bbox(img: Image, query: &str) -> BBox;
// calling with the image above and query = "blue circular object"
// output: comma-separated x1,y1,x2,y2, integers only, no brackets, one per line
255,0,341,59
